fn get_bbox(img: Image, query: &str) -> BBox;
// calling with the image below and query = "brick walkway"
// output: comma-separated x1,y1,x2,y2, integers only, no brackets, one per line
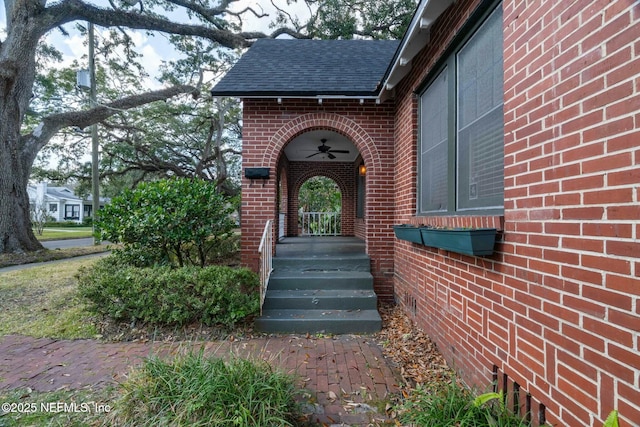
0,334,403,426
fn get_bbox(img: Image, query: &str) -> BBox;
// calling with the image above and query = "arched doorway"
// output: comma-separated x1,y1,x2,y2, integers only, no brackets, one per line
279,130,360,238
297,176,342,236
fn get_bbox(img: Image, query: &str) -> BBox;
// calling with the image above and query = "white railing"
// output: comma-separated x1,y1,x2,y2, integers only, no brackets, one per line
299,212,341,236
258,220,273,314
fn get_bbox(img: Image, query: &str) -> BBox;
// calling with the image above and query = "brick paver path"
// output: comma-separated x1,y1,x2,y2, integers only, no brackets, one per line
0,334,402,426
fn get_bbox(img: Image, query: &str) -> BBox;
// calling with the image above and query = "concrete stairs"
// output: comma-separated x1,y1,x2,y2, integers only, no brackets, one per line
255,237,382,334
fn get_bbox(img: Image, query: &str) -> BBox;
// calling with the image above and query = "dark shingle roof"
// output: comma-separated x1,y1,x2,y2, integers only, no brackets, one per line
211,39,400,97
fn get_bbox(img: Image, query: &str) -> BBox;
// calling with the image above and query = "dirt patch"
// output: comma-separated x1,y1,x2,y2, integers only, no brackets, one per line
93,315,256,343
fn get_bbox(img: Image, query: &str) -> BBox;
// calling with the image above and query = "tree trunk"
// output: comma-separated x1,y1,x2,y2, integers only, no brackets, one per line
0,2,45,253
0,79,44,252
0,89,43,253
0,166,43,253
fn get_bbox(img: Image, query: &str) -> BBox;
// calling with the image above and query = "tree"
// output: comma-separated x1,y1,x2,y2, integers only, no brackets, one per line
298,176,341,213
273,0,417,40
0,0,414,254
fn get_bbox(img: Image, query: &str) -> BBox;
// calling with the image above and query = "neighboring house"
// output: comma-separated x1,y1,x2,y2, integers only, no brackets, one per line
28,182,108,223
212,0,639,426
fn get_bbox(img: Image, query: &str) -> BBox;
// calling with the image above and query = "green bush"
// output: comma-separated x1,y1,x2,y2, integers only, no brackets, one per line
76,257,259,327
111,351,300,427
398,381,530,427
96,178,238,267
43,220,84,227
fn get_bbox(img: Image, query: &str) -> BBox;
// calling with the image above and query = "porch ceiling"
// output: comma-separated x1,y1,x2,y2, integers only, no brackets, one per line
284,130,358,162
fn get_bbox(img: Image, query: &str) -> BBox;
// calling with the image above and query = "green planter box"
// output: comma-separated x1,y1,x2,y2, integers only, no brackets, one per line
393,225,424,244
419,227,497,256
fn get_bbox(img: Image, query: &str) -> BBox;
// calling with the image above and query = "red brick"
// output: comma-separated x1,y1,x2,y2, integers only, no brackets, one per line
584,348,635,383
605,273,640,294
583,285,633,311
606,240,640,257
608,167,640,186
584,188,634,204
607,205,640,220
582,223,633,239
582,255,631,275
561,206,605,220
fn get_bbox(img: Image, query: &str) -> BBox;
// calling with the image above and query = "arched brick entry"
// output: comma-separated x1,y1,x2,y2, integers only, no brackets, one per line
241,100,396,300
286,163,356,237
265,113,382,173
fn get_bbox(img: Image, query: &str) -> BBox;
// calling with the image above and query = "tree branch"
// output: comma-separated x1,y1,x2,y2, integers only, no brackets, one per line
44,0,255,49
22,84,197,157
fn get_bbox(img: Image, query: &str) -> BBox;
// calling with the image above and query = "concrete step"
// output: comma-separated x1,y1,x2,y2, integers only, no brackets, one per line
272,254,371,272
257,238,380,334
255,309,382,334
262,289,378,310
268,270,374,290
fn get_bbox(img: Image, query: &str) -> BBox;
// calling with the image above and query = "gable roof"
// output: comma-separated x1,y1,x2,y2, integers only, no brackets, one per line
211,38,400,98
47,186,82,201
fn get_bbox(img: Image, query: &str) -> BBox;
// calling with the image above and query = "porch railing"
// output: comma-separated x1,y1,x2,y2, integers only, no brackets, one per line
299,212,341,236
258,220,273,315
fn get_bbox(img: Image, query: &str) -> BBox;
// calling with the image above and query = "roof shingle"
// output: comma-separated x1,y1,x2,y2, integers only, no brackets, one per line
211,38,400,97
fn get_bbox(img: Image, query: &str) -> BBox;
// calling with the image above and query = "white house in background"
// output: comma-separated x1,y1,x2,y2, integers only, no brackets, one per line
27,182,108,223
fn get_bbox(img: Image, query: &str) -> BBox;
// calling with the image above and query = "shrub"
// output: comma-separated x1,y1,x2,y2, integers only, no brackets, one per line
96,178,238,267
76,257,259,327
110,352,301,427
43,220,81,227
398,381,530,427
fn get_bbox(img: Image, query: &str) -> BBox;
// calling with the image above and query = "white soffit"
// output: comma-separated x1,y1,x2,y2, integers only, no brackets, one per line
380,0,455,100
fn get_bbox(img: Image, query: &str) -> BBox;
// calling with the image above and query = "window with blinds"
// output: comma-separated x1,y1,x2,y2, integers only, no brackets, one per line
418,2,504,215
420,69,449,213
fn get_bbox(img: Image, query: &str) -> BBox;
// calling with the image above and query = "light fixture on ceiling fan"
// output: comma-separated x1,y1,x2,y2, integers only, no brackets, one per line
305,138,350,159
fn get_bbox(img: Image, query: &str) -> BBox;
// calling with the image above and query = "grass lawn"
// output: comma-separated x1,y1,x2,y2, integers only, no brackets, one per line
0,257,100,339
34,227,94,241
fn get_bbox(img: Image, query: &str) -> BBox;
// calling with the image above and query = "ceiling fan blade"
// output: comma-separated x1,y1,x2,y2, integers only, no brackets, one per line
306,152,321,158
328,150,350,153
328,153,336,159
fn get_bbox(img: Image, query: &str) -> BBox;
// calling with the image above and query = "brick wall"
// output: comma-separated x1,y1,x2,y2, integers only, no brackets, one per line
393,0,640,426
242,99,396,299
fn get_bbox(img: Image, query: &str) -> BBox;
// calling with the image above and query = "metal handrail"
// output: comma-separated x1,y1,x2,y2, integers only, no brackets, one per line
258,220,273,315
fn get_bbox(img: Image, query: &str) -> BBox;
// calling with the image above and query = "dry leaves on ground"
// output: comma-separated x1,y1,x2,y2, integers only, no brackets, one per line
376,303,456,389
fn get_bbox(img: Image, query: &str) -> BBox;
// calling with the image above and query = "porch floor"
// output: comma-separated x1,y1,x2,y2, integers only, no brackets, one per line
276,236,366,257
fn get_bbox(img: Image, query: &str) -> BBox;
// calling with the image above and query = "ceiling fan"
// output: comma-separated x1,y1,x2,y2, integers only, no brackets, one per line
305,139,350,159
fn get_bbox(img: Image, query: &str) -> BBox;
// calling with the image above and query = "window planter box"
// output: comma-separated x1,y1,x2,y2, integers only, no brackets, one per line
419,227,497,256
393,225,424,244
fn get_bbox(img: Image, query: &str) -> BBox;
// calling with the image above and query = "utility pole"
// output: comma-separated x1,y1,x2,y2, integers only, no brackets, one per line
88,22,101,245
